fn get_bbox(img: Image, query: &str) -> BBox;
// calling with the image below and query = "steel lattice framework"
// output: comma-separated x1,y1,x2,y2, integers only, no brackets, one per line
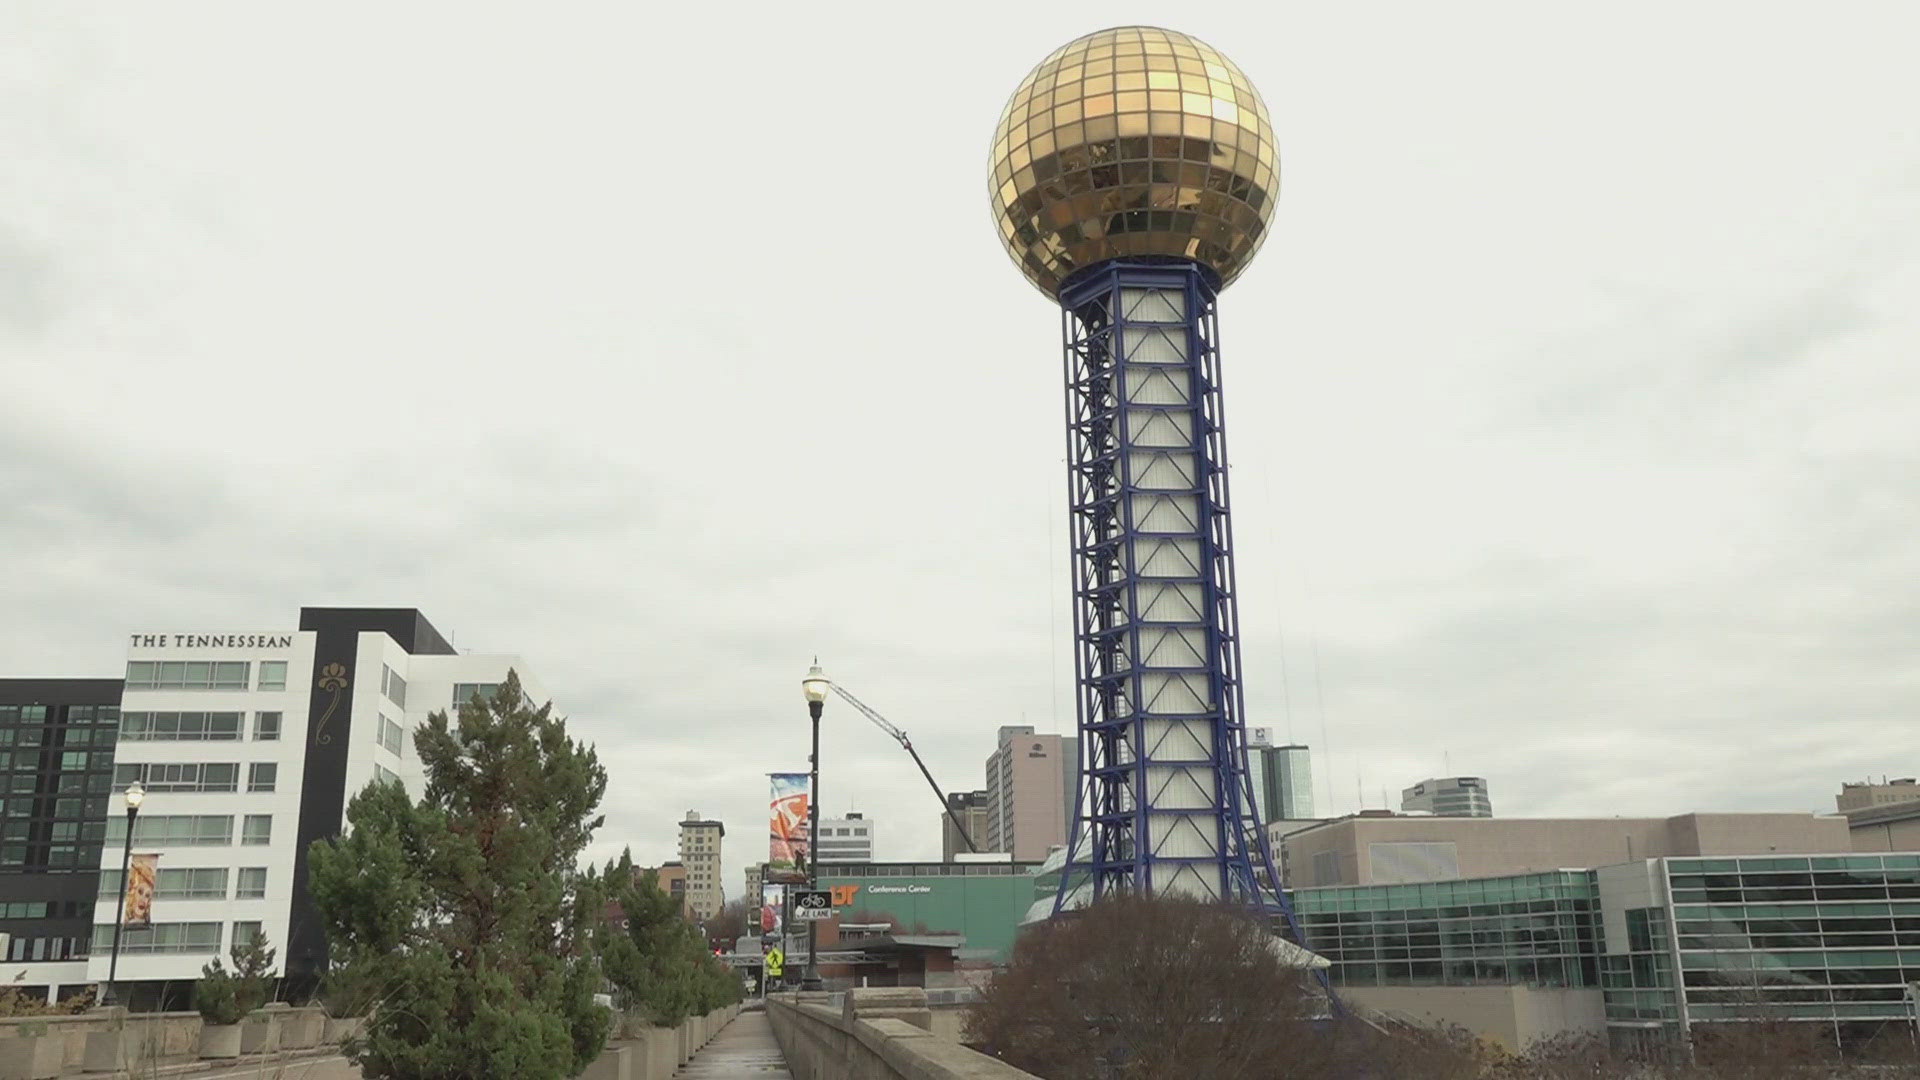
1051,260,1301,938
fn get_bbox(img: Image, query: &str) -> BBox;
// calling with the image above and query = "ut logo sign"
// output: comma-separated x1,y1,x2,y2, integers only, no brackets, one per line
830,885,859,906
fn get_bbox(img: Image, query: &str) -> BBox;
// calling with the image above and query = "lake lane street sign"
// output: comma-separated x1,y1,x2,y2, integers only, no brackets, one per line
792,889,833,921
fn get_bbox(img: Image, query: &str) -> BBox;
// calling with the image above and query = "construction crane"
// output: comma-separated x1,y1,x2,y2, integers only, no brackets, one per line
828,683,978,854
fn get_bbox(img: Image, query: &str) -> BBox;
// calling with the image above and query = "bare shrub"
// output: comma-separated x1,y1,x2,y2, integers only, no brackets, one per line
967,894,1492,1079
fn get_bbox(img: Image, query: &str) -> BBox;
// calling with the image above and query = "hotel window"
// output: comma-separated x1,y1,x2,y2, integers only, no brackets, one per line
242,814,272,845
451,683,500,710
248,763,277,792
90,922,221,955
124,661,250,691
114,762,240,793
257,661,288,692
120,711,243,742
236,867,268,899
107,814,234,846
381,665,407,709
100,867,229,900
254,712,281,741
373,763,401,787
377,716,404,756
232,921,264,948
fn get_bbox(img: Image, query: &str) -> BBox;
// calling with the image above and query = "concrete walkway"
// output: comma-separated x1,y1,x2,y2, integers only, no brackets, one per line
674,1009,791,1078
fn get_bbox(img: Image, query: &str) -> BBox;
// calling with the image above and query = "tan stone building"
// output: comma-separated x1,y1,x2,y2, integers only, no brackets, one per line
677,810,725,921
984,727,1074,862
1280,810,1852,888
1848,800,1920,853
642,861,689,917
1837,777,1920,813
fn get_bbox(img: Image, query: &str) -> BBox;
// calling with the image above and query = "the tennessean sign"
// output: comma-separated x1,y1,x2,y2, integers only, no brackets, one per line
128,634,295,649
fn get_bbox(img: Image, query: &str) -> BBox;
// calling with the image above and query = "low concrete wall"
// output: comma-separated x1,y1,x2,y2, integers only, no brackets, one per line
928,1006,967,1043
597,1003,740,1080
0,1006,338,1072
0,1002,737,1080
767,989,1039,1080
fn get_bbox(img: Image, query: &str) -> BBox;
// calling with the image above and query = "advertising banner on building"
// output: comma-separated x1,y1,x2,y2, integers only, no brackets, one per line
124,853,159,929
768,772,811,883
760,882,786,937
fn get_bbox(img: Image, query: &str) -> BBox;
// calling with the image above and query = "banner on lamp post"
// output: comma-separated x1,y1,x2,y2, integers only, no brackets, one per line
761,882,786,938
768,772,811,883
124,853,159,929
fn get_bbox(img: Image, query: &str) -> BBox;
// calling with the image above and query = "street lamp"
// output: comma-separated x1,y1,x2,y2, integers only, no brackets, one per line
105,781,145,1008
800,661,829,991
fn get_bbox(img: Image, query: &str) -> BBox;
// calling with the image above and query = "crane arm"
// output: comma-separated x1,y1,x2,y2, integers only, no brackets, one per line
828,683,979,854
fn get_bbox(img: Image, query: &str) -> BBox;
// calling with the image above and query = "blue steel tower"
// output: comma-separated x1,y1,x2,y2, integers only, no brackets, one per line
989,27,1297,926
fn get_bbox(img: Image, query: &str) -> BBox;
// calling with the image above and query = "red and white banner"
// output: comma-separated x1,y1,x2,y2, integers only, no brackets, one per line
768,773,810,883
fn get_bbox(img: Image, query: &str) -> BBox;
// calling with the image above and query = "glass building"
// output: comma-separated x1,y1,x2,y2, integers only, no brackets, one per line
1251,744,1315,823
0,679,123,1002
1293,854,1920,1048
1652,854,1920,1033
1293,871,1601,988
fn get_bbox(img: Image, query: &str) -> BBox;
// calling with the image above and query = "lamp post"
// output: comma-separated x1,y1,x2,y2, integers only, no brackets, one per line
800,661,830,991
105,781,145,1008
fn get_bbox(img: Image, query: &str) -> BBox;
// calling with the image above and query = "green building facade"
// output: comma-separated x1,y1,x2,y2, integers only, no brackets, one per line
818,862,1041,963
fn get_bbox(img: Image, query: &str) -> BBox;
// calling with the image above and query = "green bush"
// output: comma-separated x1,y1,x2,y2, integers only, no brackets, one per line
197,932,276,1025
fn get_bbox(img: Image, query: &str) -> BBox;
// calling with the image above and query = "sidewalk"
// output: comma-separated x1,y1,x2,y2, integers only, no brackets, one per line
673,1011,790,1078
62,1049,355,1079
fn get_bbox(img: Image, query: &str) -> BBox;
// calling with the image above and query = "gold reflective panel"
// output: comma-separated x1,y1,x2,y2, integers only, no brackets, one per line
989,26,1277,299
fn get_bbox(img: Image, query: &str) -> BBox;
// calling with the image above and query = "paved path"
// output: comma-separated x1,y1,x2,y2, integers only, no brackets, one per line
674,1010,791,1078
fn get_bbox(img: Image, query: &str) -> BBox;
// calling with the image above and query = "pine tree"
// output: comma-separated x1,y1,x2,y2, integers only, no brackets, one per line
309,671,612,1079
600,853,743,1026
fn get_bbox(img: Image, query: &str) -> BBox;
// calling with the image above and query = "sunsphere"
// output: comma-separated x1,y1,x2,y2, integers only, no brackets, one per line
989,27,1302,925
989,26,1278,298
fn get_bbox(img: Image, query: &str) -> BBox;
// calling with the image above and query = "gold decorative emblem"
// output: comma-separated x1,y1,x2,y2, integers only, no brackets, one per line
313,662,349,744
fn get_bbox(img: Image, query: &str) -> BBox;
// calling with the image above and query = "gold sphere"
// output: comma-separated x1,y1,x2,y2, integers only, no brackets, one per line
989,27,1277,300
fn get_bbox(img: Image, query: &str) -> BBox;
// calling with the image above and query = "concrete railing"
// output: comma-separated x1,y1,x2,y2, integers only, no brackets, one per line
767,988,1041,1080
0,1004,338,1075
0,1001,738,1079
586,1003,741,1080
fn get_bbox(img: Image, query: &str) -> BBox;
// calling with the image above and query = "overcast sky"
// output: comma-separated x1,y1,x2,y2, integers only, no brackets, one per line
5,2,1918,897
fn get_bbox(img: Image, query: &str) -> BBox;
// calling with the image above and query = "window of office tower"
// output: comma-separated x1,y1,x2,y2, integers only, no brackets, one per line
0,702,117,874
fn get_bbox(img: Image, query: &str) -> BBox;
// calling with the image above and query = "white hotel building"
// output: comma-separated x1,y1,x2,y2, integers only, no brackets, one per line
82,608,543,1005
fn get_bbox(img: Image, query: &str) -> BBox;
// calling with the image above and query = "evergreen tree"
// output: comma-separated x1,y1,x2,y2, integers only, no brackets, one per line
600,852,743,1025
309,671,612,1079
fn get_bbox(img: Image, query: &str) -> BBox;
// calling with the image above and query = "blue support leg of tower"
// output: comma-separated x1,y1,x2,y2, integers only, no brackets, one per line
1049,260,1305,947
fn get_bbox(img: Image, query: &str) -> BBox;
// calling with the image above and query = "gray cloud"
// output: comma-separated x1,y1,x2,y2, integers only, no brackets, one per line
4,2,1919,897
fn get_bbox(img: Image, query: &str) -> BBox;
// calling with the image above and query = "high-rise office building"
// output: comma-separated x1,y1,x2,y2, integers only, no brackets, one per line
1243,729,1315,823
78,607,545,1007
941,790,991,862
1401,776,1493,818
677,811,724,921
0,679,123,1004
817,812,874,864
984,726,1076,862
